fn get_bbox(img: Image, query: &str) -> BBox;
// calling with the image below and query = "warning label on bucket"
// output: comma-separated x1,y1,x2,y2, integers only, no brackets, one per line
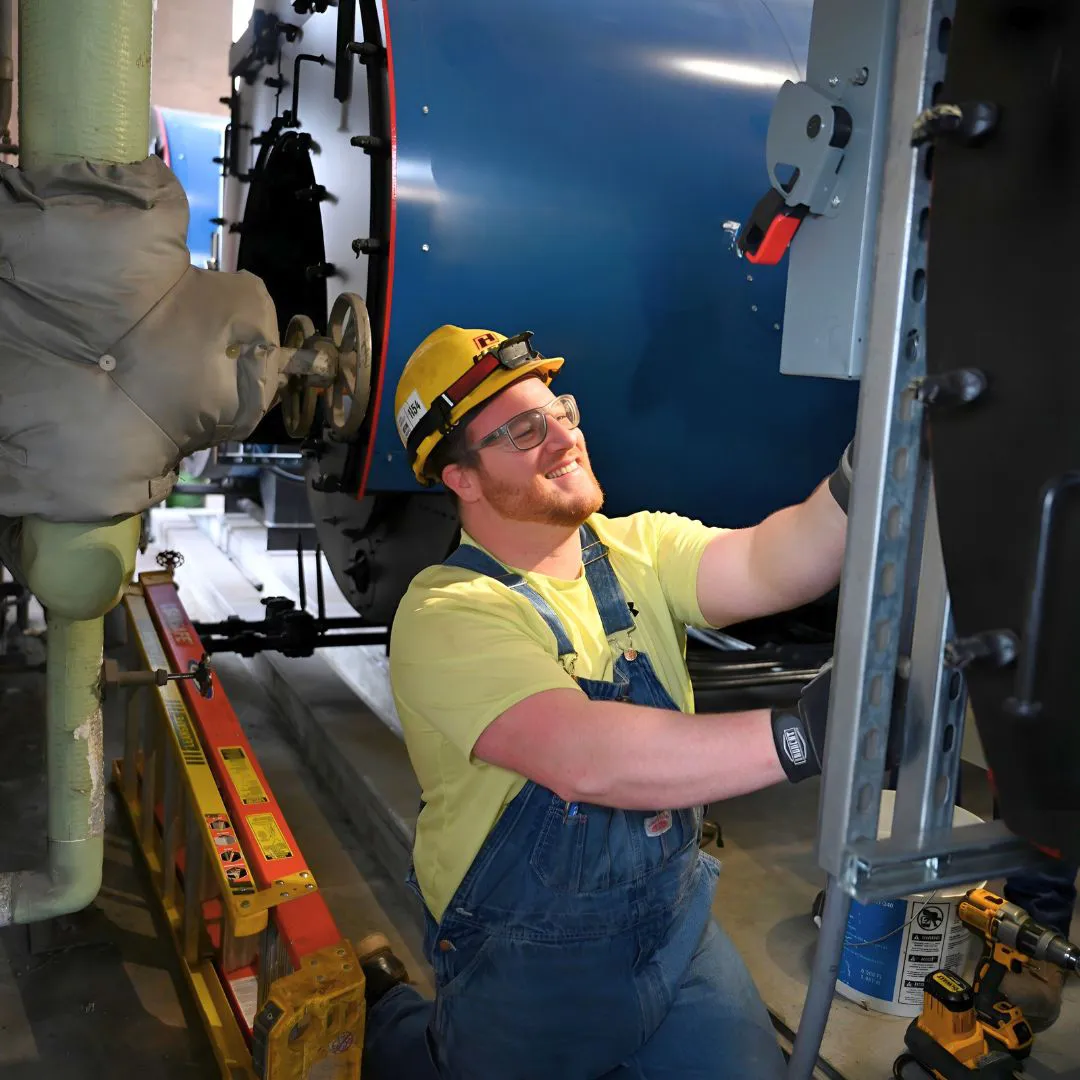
897,902,969,1007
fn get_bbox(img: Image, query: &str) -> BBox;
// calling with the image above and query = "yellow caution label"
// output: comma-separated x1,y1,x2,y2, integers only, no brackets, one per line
220,746,269,805
248,813,294,862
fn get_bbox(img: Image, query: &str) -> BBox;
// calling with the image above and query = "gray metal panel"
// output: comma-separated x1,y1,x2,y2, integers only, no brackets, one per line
778,0,897,379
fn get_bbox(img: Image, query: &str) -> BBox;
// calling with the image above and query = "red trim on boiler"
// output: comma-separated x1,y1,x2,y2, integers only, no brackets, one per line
356,1,398,499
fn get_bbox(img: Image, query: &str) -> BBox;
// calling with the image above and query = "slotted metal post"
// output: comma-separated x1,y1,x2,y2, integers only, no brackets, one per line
815,0,1050,905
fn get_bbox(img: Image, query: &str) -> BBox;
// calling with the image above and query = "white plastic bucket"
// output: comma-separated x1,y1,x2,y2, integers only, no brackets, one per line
833,791,986,1017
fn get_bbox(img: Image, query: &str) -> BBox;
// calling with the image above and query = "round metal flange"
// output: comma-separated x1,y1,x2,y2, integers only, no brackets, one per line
281,314,319,437
325,292,373,439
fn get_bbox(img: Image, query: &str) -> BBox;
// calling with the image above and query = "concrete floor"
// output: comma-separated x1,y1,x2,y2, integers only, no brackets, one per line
0,506,1076,1078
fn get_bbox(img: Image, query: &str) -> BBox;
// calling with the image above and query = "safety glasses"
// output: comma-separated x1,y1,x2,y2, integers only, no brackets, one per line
469,394,580,452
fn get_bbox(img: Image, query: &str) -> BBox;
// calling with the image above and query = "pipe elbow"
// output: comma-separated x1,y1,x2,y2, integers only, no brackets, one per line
21,515,140,619
0,838,105,926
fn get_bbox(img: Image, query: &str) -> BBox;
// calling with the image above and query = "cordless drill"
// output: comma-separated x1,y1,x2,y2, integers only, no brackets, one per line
895,887,1079,1079
958,888,1079,1056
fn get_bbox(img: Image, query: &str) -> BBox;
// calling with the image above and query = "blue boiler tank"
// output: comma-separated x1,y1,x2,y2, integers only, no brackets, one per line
224,0,858,622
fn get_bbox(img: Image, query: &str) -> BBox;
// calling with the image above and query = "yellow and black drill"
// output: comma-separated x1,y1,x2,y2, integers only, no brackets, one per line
894,887,1079,1079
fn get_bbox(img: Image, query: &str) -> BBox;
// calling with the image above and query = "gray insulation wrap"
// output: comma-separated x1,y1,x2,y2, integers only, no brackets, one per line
0,156,280,521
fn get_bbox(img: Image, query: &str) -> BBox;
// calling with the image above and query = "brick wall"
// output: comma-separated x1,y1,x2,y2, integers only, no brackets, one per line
151,0,233,116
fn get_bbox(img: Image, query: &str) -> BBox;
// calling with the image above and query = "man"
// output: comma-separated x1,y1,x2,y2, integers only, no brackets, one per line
359,324,852,1079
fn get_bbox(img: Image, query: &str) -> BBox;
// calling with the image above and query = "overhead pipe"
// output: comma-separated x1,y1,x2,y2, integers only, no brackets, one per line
0,0,153,926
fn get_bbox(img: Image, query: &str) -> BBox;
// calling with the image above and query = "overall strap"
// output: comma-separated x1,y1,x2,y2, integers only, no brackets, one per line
578,523,636,638
444,544,576,659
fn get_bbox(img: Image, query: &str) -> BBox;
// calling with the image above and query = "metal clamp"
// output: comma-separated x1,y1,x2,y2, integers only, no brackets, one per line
766,81,853,215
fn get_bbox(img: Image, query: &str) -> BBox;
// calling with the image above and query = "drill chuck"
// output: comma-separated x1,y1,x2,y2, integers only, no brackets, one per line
1047,936,1080,972
1012,917,1080,970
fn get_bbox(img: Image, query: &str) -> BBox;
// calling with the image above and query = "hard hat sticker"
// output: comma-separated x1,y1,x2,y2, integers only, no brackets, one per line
397,390,428,441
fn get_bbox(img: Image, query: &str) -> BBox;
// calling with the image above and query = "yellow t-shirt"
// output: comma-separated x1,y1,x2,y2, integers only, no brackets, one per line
388,510,725,922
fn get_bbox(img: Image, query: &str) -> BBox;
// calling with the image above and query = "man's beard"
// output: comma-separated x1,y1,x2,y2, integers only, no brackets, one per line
477,457,605,528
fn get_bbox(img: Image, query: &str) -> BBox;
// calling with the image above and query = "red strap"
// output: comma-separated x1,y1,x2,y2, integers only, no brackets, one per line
441,352,501,409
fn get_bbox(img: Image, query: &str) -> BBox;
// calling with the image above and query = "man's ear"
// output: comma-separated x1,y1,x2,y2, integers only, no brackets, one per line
442,461,482,504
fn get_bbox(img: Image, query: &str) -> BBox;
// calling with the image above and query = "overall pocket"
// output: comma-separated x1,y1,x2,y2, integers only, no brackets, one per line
529,797,698,895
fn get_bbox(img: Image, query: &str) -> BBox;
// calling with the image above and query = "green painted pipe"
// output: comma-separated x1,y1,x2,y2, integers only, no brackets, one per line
19,0,153,167
0,0,153,925
0,617,106,923
0,516,140,925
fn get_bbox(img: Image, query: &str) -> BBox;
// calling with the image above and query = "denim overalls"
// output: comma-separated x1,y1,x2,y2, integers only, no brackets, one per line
363,524,785,1079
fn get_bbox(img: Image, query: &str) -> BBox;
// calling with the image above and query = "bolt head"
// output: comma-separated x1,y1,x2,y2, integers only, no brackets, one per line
830,195,841,207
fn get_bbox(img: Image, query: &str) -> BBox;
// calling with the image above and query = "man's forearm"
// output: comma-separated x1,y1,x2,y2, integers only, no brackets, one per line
744,480,847,612
556,700,787,810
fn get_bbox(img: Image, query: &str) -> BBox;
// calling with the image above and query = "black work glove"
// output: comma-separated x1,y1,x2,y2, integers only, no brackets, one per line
770,660,832,783
827,439,854,514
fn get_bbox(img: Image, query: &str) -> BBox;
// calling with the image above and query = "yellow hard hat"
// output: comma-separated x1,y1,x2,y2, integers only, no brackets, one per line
394,325,564,483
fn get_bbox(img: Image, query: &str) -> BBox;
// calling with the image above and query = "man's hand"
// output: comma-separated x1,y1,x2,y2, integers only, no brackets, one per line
770,661,832,783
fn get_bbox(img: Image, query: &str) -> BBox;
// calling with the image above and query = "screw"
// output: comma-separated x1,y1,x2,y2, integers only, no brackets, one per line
773,323,781,331
851,66,869,86
98,353,117,372
831,194,841,207
342,964,352,971
337,948,347,956
828,75,839,87
746,274,753,282
300,872,310,879
275,879,285,886
422,105,430,114
806,114,822,139
241,900,251,908
421,243,430,252
280,891,290,899
305,883,315,890
751,305,758,312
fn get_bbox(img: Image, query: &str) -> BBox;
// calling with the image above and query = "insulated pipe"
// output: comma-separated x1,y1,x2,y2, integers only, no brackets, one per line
1,0,153,925
0,517,139,926
18,0,152,167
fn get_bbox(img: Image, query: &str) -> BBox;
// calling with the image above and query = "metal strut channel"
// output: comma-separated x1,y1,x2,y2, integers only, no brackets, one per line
815,0,1049,902
789,2,1051,1075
